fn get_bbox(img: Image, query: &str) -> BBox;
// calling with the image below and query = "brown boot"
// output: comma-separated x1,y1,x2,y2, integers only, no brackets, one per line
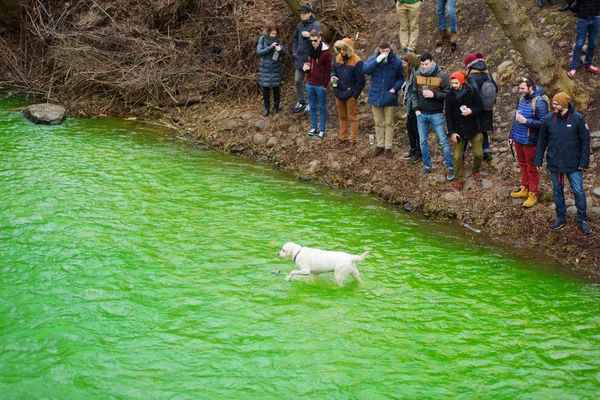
371,146,384,158
385,149,393,159
346,141,356,150
449,30,458,45
435,29,446,46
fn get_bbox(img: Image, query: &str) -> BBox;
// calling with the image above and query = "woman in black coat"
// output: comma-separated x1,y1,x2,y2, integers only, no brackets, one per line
256,23,285,116
445,71,484,190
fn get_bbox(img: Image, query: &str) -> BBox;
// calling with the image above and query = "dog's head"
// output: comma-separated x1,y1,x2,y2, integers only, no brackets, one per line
277,242,301,259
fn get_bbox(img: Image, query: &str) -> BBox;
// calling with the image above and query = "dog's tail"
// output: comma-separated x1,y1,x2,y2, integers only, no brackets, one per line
351,251,369,262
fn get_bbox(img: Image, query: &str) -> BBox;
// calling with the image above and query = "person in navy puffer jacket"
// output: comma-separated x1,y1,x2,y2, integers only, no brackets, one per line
534,92,592,235
508,77,549,208
363,42,404,158
256,23,285,117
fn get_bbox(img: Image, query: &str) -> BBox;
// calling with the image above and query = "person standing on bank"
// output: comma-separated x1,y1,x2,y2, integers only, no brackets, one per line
292,5,323,114
396,0,422,54
305,29,332,140
445,71,484,191
508,77,549,208
256,23,285,117
464,51,498,162
363,42,405,159
331,38,366,149
411,52,454,179
566,0,600,78
401,51,422,163
435,0,458,47
534,92,592,235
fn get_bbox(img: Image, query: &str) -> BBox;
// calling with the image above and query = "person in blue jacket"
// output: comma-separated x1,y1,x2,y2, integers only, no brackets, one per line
508,77,549,208
363,42,404,159
534,92,592,235
256,23,285,117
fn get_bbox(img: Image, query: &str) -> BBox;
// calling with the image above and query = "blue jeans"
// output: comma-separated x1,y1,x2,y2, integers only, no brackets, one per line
550,171,587,222
571,16,600,70
417,112,453,170
436,0,457,32
306,83,327,132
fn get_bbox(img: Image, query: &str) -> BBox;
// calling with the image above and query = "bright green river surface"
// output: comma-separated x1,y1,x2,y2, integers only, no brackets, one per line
1,98,599,399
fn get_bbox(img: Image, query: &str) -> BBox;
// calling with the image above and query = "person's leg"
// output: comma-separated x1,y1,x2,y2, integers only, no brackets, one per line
522,144,540,194
452,140,465,181
445,0,457,32
471,133,484,173
583,17,600,68
407,110,419,152
317,86,327,132
567,170,588,222
514,142,529,190
306,83,318,131
482,131,490,154
336,98,349,140
273,86,280,113
407,1,422,51
371,106,385,148
383,106,395,150
348,97,359,143
263,87,270,111
436,0,447,30
550,172,567,221
430,113,453,169
571,19,588,71
397,3,409,50
417,113,432,169
295,69,306,104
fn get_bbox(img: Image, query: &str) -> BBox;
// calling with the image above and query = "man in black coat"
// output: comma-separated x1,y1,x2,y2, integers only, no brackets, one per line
291,5,322,114
534,92,592,234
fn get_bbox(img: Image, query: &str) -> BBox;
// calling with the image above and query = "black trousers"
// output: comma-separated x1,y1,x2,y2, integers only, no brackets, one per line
407,110,420,152
263,86,280,111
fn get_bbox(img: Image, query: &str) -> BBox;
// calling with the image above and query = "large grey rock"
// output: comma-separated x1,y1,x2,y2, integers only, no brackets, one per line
593,187,600,197
252,133,267,145
22,103,67,125
254,119,269,131
589,207,600,217
567,206,577,215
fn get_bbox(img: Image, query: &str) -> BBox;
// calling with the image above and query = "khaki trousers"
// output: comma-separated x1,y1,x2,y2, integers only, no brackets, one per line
452,133,483,182
371,105,395,149
396,2,421,51
335,97,359,142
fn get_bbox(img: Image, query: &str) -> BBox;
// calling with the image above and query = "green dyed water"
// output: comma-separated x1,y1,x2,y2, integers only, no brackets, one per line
1,98,599,399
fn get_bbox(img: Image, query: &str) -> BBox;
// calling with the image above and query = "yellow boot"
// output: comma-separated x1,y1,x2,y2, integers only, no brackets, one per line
522,192,538,208
510,185,529,199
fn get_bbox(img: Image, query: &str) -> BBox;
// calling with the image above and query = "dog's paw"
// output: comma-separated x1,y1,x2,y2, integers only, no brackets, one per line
285,274,292,281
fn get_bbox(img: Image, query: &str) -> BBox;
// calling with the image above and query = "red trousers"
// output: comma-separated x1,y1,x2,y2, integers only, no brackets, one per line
514,142,539,194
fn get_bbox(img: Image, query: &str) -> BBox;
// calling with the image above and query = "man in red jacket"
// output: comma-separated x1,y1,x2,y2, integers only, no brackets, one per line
305,29,332,140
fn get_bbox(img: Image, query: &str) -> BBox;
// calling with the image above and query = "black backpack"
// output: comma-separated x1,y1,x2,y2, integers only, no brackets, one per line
479,73,498,111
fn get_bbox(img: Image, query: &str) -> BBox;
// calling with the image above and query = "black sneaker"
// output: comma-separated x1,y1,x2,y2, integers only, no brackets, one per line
551,218,566,230
578,221,592,235
483,153,493,162
307,129,317,136
419,167,433,177
446,168,455,181
292,102,305,113
402,149,416,160
316,131,325,140
410,152,422,164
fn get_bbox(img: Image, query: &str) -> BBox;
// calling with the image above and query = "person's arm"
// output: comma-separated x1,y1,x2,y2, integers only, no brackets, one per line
256,37,272,56
392,57,405,92
362,55,377,76
577,115,591,169
445,97,457,135
292,27,299,56
278,41,286,57
527,98,549,129
411,73,420,113
353,60,366,98
434,73,450,101
534,116,550,167
470,88,484,116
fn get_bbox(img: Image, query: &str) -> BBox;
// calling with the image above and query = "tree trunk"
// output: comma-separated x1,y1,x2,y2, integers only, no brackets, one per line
282,0,333,43
484,0,589,109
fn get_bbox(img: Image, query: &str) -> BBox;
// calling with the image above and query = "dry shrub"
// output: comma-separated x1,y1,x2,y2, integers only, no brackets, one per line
6,0,363,113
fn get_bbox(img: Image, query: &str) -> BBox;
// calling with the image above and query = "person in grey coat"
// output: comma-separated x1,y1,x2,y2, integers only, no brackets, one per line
257,23,285,116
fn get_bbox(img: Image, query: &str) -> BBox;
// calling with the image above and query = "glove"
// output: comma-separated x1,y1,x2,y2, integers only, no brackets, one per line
376,53,387,63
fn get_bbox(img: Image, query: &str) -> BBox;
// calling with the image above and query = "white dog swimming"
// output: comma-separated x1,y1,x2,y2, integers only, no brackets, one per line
277,242,368,286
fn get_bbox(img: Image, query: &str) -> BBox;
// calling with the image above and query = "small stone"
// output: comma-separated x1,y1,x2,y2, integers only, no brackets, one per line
549,203,556,210
230,145,245,153
330,161,341,170
271,270,281,274
566,199,575,207
252,133,267,145
558,41,568,48
298,173,310,181
494,187,511,199
591,141,600,150
493,212,504,218
240,113,251,120
442,192,461,201
588,207,600,217
497,60,514,73
481,179,493,189
498,147,509,153
435,174,447,184
567,206,577,215
308,160,319,173
543,31,554,38
288,125,299,133
590,131,600,138
254,119,268,131
593,187,600,197
266,137,278,147
499,122,509,129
